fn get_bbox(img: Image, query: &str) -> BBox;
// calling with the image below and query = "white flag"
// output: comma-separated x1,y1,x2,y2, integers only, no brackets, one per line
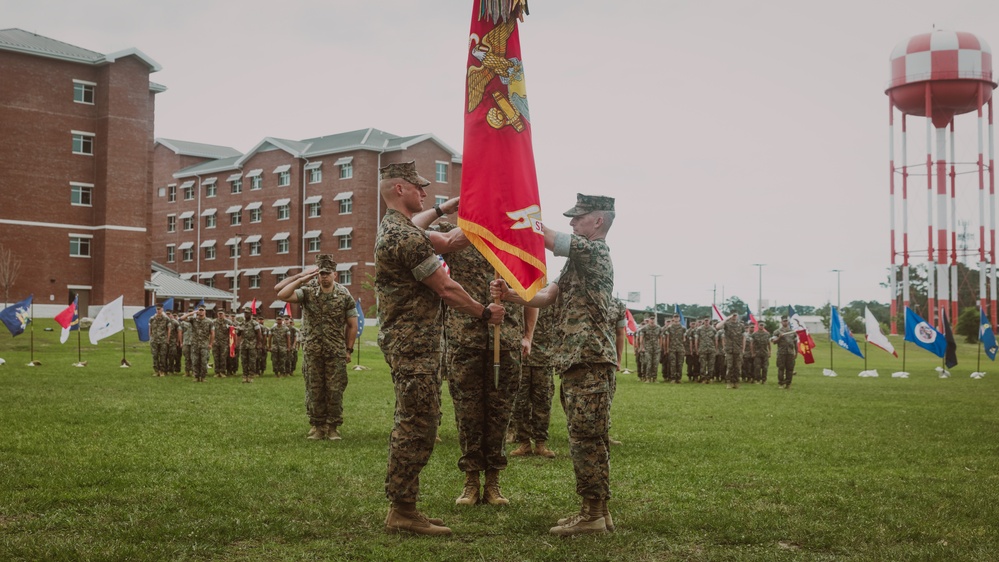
89,296,124,345
864,306,897,357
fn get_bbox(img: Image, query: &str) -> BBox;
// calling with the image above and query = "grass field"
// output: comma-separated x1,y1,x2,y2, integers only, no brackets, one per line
1,320,997,561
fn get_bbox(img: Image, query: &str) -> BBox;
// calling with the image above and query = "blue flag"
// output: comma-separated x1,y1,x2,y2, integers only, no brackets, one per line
133,304,157,342
830,306,864,359
162,297,175,311
355,298,365,338
674,304,687,328
196,298,205,308
980,308,997,361
0,296,32,337
904,307,946,358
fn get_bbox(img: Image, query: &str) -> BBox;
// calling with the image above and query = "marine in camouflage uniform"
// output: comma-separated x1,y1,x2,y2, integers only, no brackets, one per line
167,313,181,374
256,316,269,375
376,161,504,536
180,318,193,377
148,304,170,376
278,254,358,440
695,319,717,383
715,314,747,388
212,311,232,378
440,233,528,506
236,309,261,382
772,316,798,388
664,316,686,383
492,193,618,536
684,321,699,381
638,318,660,382
741,325,755,382
751,324,771,384
180,307,214,382
269,316,290,377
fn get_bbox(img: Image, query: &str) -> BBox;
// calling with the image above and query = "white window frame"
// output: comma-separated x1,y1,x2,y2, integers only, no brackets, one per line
182,248,194,262
339,233,352,250
183,185,194,201
435,195,448,207
277,204,290,221
249,275,261,289
166,214,176,233
204,245,216,260
69,234,92,258
340,162,352,179
339,197,353,215
308,238,321,252
436,161,448,183
166,244,175,263
229,244,241,259
339,269,352,286
250,208,262,223
205,183,217,198
276,239,290,254
308,202,321,218
182,217,194,231
72,131,94,155
309,168,322,184
205,214,217,229
70,182,93,207
204,277,216,289
230,178,242,194
278,171,291,187
168,184,176,202
249,241,261,256
73,80,95,105
251,176,262,190
230,211,242,226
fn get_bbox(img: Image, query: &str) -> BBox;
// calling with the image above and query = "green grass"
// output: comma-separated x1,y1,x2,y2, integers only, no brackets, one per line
1,320,997,561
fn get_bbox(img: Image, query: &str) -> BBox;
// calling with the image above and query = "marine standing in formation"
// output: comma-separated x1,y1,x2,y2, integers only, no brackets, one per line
510,304,557,459
179,306,213,382
492,193,618,536
212,311,233,378
772,316,799,389
663,315,686,384
715,313,747,389
236,307,262,383
149,304,170,377
277,254,358,441
751,323,771,383
637,317,660,383
375,161,504,537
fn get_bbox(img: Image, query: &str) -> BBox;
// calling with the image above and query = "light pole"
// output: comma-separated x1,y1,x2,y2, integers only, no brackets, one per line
651,274,662,323
232,233,246,311
752,264,765,317
831,269,843,310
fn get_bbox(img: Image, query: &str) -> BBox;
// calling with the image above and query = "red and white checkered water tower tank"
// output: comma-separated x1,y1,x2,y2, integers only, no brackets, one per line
886,30,995,125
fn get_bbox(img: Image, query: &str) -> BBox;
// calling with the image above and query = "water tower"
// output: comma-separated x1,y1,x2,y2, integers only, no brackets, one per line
886,30,996,333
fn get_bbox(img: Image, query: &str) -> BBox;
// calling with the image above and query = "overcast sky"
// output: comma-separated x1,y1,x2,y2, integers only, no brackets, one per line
6,0,998,312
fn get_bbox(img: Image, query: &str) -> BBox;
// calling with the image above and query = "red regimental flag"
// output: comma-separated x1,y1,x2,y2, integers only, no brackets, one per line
458,0,546,301
796,329,815,364
229,326,237,358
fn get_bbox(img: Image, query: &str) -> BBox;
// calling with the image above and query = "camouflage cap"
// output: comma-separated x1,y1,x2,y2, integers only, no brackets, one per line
379,160,430,187
315,254,337,273
563,193,615,217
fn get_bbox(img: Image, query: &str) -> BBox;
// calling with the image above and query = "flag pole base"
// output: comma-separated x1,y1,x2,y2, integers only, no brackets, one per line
621,368,632,374
352,365,370,371
72,361,87,368
120,359,132,368
26,360,41,367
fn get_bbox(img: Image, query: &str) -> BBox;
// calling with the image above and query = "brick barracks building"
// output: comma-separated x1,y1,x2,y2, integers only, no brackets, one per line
153,129,461,316
0,29,162,317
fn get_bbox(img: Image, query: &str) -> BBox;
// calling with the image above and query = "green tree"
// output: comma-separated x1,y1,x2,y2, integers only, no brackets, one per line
956,306,980,344
723,296,747,315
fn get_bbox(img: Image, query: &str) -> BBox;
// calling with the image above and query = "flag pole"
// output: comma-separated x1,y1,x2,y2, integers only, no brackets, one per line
493,270,501,389
977,335,982,372
902,339,907,373
29,300,36,365
864,339,868,371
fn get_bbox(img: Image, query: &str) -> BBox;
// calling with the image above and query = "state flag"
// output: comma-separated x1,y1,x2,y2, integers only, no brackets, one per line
980,308,997,361
904,307,946,358
89,296,124,344
830,306,863,359
56,295,80,344
864,306,897,357
132,304,156,342
0,296,32,337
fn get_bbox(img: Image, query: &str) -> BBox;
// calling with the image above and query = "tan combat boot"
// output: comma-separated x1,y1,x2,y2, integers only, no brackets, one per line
482,469,509,506
509,442,532,457
306,425,324,440
326,425,341,441
550,498,608,536
455,471,480,505
533,441,556,458
384,502,452,536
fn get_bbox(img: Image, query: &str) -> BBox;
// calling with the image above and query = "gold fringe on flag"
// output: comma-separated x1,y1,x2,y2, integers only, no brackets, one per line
478,0,529,24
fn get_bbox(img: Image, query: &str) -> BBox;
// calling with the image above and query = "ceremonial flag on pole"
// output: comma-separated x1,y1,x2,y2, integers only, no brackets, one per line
624,308,638,346
904,307,946,358
251,299,257,316
744,306,760,331
355,298,365,339
980,307,997,361
830,306,864,359
942,311,958,369
196,299,205,308
674,304,687,328
864,306,897,357
0,296,32,337
788,305,815,364
132,304,156,342
89,296,124,344
228,325,237,358
457,0,546,301
56,296,81,344
712,304,725,322
283,302,292,318
162,297,174,311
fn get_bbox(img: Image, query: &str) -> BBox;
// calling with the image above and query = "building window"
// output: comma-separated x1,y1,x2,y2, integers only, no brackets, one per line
230,178,242,194
277,204,290,220
183,186,194,200
249,275,261,289
70,183,93,206
308,202,321,218
249,241,261,256
309,168,322,183
183,217,194,231
278,171,290,187
275,273,288,283
435,195,447,207
73,81,95,104
166,215,176,232
339,197,353,215
339,269,352,286
72,132,94,155
340,162,352,179
204,277,216,288
205,246,216,260
206,183,217,198
251,176,262,190
182,248,194,262
436,162,448,183
229,244,241,259
308,238,321,252
228,277,237,290
230,211,242,226
69,236,91,257
168,185,176,202
339,233,352,250
205,214,217,229
250,208,262,223
166,245,175,263
277,239,290,254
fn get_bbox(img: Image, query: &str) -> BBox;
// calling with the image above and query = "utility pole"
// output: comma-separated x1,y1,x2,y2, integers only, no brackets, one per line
752,263,765,316
651,274,662,324
831,269,843,311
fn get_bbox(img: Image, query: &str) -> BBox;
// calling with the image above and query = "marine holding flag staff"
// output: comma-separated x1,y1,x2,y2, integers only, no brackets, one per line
491,193,618,536
375,161,505,537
